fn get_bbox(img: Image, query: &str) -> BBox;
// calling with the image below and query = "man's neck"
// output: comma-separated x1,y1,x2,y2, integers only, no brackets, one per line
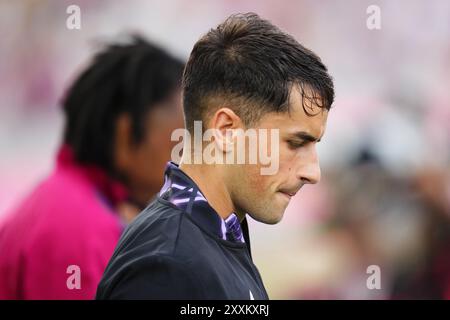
179,162,236,221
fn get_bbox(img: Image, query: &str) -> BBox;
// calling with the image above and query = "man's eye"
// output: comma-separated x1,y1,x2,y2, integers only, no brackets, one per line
287,140,307,149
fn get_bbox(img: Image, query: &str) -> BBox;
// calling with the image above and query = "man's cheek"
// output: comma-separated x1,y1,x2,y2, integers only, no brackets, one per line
252,174,274,198
277,156,294,177
247,166,266,191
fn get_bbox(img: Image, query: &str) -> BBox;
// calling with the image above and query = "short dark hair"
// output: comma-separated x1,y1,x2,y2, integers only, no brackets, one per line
182,13,334,131
63,35,184,174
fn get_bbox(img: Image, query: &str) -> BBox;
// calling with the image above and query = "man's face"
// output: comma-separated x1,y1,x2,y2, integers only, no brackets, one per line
117,89,184,207
230,87,328,224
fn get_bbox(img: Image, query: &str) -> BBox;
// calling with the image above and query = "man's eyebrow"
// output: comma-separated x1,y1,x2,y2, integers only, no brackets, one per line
292,131,323,142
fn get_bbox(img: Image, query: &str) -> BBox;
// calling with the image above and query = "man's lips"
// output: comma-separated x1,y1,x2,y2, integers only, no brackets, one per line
277,192,293,202
279,182,305,197
278,189,300,199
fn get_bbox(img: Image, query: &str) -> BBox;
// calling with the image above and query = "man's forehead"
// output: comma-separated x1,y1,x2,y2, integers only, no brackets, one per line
252,85,328,138
281,86,328,136
257,106,328,142
289,85,326,115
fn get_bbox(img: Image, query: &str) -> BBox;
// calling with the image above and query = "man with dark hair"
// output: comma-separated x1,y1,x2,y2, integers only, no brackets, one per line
0,36,184,299
97,13,334,300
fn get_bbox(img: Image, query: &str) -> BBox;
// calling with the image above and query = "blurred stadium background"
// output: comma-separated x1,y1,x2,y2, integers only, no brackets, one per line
1,0,449,299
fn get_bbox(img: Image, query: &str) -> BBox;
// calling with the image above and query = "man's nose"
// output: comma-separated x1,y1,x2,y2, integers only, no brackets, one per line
296,150,321,184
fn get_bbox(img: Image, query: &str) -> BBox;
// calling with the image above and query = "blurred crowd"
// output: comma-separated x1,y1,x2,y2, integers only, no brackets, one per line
0,0,449,299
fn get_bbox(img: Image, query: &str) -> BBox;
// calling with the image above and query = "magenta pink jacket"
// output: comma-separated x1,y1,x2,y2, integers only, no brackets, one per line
0,146,127,299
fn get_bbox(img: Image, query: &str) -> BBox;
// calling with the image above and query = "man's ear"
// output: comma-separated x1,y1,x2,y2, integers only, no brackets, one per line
209,107,243,153
114,113,134,172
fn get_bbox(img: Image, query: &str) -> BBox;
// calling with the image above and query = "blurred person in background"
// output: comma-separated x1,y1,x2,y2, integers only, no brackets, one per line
391,167,450,299
0,35,184,299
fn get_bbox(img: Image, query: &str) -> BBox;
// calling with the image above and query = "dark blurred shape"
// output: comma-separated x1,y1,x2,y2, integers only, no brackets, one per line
391,168,450,299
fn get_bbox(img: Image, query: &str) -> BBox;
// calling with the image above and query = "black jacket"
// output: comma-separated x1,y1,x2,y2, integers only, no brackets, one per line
96,162,269,300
